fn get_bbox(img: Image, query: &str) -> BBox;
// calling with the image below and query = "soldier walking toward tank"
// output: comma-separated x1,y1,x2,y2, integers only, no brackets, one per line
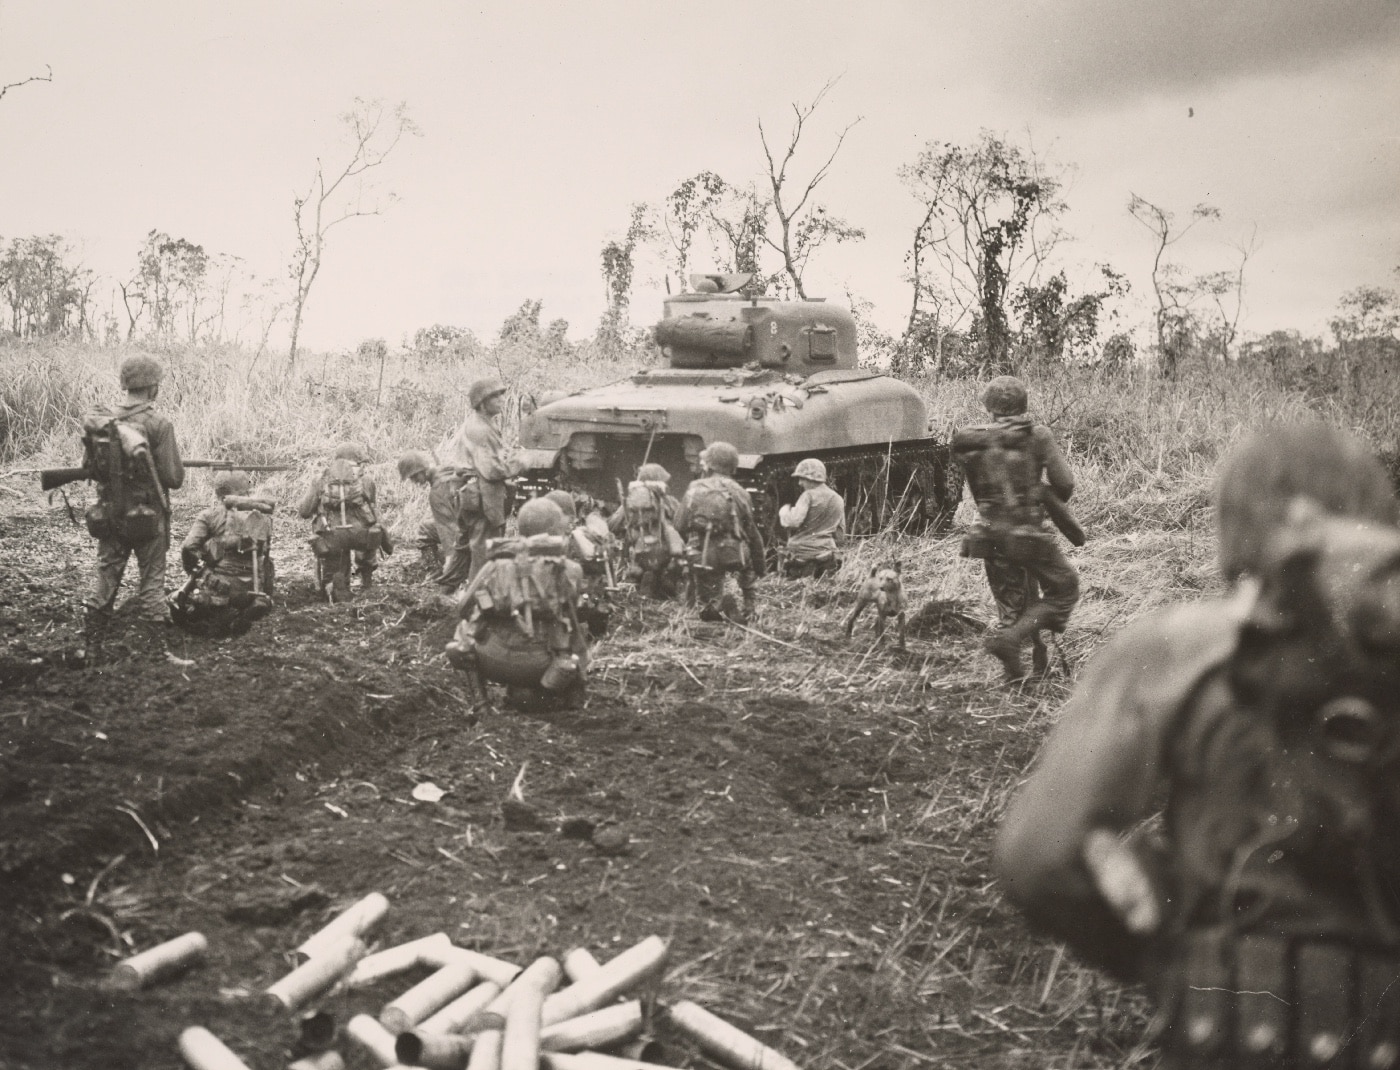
674,441,766,623
953,375,1079,681
995,423,1400,1070
778,458,845,579
440,378,524,588
397,449,463,590
83,355,185,641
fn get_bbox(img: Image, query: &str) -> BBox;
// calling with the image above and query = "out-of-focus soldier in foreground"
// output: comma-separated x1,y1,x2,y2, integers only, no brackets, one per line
674,442,766,623
995,423,1400,1070
172,471,275,634
397,449,463,589
778,458,845,579
440,378,525,588
84,355,185,639
953,375,1080,681
445,497,589,708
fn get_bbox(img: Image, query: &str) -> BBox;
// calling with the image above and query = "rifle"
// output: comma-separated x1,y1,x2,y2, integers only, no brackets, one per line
40,466,92,492
184,460,295,473
39,458,294,493
1039,485,1087,547
168,560,208,616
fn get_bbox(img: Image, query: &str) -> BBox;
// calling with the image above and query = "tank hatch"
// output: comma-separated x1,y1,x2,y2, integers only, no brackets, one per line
654,275,857,376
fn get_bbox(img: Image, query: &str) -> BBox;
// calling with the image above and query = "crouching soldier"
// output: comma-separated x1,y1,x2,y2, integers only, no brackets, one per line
778,458,845,579
545,489,615,637
953,375,1081,681
397,449,463,588
995,423,1400,1070
82,354,185,639
609,463,685,600
297,442,393,602
171,471,275,634
675,442,766,623
445,498,589,708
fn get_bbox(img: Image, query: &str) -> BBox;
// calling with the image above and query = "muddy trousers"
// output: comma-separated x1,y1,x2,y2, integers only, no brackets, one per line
87,526,170,624
441,509,504,589
417,517,459,569
985,544,1079,649
319,548,379,599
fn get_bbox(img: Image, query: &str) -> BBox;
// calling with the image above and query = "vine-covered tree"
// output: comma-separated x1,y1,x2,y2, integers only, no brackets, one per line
0,235,92,338
900,131,1066,375
598,203,655,349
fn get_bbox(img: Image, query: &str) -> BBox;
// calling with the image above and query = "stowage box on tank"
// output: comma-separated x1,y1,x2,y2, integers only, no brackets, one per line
518,274,961,540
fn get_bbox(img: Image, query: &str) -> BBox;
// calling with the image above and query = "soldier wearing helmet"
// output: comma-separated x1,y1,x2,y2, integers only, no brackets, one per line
296,444,391,601
446,496,590,708
607,463,684,601
953,375,1078,681
996,424,1400,1070
440,377,525,589
174,468,276,633
778,458,846,579
397,449,467,587
83,355,185,642
674,441,766,622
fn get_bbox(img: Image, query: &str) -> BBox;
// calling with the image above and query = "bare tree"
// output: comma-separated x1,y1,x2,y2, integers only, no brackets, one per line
758,80,864,299
662,172,726,293
287,98,419,369
0,64,52,103
900,131,1067,374
1196,227,1258,361
1127,194,1220,376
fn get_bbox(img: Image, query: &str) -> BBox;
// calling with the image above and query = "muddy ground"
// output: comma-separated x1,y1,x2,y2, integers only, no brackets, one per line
0,490,1152,1070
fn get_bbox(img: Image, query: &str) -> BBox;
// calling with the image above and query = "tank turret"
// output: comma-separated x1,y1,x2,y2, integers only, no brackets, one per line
518,276,960,542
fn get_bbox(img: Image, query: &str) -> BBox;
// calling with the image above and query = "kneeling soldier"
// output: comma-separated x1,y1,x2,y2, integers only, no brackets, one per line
778,458,845,579
675,442,766,623
995,423,1400,1070
609,463,685,600
445,498,589,708
397,449,463,589
172,471,275,634
298,442,392,602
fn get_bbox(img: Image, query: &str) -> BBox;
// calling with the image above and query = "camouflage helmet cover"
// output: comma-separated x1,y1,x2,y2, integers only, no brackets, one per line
469,378,508,409
637,462,671,485
516,497,567,537
397,450,433,480
544,489,577,521
700,441,740,476
213,471,250,497
981,376,1029,416
333,442,368,463
793,458,827,483
119,354,164,390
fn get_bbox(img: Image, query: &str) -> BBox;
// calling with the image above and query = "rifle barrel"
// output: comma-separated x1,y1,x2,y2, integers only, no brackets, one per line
184,460,295,471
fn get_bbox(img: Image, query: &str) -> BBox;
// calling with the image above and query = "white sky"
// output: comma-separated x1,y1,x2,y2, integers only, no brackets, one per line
1,1,1397,351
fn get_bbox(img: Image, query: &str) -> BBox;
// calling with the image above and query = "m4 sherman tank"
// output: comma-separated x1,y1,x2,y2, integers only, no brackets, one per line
518,274,961,539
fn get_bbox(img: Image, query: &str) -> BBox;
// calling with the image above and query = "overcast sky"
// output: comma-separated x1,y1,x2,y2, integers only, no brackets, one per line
1,1,1396,351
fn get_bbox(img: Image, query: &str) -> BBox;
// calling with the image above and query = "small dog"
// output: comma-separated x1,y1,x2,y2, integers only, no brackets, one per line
844,562,907,648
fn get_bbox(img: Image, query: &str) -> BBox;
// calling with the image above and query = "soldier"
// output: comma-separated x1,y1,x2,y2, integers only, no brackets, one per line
172,471,275,633
674,442,766,622
995,424,1400,1069
547,488,615,636
397,449,463,587
445,497,589,708
610,462,685,600
440,378,525,588
953,375,1079,681
84,354,185,638
297,442,391,602
777,458,845,579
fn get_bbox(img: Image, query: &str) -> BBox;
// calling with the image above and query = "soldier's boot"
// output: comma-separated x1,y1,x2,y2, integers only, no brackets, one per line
330,570,352,603
719,593,740,623
740,592,756,624
358,567,375,590
984,632,1027,681
699,600,725,623
1031,634,1050,675
81,606,109,659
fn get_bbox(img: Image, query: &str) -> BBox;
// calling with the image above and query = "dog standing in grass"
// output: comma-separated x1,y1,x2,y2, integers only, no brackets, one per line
844,562,907,648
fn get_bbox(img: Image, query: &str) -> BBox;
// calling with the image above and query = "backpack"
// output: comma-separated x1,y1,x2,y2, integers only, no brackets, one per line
951,420,1042,522
313,459,388,553
624,481,683,573
214,498,273,579
467,535,582,636
79,412,163,542
686,479,748,570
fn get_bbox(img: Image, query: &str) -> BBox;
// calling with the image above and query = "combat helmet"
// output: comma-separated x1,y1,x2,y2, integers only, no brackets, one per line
397,450,432,481
792,458,827,483
700,441,740,476
544,490,577,522
637,463,671,485
469,378,508,410
517,497,567,538
119,354,164,391
333,442,368,463
981,376,1028,417
214,471,250,497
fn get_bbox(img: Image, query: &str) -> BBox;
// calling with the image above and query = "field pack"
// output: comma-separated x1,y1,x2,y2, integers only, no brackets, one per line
468,535,582,635
79,412,163,542
951,420,1043,527
214,497,274,570
624,480,684,571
